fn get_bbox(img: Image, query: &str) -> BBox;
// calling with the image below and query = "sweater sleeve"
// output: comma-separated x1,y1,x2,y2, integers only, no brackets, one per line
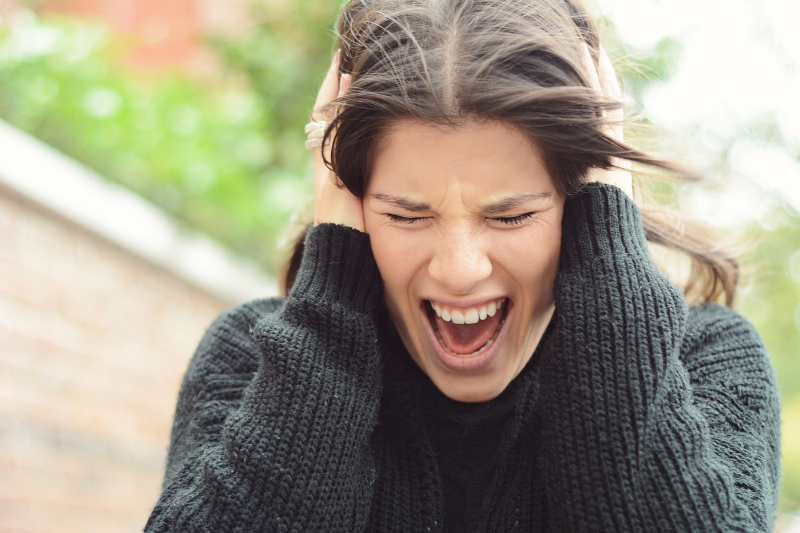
145,223,385,533
538,184,781,532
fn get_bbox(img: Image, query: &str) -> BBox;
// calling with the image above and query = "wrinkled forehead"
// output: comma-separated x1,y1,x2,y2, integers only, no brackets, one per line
365,120,558,207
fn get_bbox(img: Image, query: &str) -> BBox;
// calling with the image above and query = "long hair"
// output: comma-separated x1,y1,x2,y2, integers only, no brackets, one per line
282,0,738,305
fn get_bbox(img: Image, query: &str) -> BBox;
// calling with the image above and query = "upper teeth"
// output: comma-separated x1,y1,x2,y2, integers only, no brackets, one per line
430,299,505,324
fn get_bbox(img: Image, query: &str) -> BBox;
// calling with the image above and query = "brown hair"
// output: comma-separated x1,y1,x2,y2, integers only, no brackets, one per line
282,0,738,305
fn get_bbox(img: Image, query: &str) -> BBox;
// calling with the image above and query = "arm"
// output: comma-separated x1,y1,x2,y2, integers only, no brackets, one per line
538,184,780,532
146,224,384,533
680,303,781,529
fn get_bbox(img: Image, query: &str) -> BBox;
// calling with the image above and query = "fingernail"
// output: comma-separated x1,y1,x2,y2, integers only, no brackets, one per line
334,49,341,65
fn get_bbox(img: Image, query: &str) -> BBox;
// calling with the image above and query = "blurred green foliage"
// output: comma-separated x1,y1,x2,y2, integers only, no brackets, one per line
0,4,339,272
1,0,800,514
741,220,800,395
604,21,683,122
738,218,800,510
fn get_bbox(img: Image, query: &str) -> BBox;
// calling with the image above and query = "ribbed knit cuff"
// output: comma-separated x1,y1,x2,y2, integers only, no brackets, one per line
289,223,383,314
559,184,649,270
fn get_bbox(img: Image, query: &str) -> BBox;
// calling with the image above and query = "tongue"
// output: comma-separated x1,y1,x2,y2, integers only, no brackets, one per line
433,308,502,355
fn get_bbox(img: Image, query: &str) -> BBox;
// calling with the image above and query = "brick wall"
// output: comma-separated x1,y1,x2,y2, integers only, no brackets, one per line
0,184,231,532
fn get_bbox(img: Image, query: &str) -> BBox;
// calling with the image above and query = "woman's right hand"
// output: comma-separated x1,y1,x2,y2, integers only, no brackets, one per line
311,51,365,232
582,44,633,200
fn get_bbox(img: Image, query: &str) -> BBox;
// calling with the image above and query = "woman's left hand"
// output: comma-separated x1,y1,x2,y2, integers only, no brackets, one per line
582,44,633,199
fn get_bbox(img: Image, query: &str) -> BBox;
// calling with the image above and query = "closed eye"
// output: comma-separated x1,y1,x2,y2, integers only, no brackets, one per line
387,213,425,224
493,212,536,226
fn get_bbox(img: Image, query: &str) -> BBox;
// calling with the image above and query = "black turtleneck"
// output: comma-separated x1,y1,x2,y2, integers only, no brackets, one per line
427,323,551,532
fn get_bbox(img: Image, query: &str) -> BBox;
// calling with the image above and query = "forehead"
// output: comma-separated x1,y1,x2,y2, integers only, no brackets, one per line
368,120,555,200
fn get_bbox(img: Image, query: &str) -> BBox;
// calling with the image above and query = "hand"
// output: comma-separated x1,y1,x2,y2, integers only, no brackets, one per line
311,51,365,231
582,44,633,199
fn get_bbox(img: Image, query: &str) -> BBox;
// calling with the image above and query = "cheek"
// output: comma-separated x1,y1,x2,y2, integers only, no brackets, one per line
496,219,562,284
368,227,431,353
367,226,427,301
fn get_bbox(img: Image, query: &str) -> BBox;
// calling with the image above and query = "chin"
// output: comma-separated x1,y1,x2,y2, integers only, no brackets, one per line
428,372,513,403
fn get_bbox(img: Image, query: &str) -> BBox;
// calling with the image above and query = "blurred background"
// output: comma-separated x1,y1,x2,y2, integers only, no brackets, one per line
0,0,797,531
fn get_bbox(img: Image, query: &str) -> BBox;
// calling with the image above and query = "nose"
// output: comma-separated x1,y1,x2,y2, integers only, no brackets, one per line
427,228,493,295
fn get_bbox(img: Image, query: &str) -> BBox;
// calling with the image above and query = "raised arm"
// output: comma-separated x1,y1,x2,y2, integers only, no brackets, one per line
538,184,780,532
145,224,384,532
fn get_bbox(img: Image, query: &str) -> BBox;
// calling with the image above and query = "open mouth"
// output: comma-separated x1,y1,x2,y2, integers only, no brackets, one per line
424,299,508,357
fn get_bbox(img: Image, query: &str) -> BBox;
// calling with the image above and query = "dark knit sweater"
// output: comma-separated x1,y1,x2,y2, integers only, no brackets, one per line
145,185,781,532
425,319,552,532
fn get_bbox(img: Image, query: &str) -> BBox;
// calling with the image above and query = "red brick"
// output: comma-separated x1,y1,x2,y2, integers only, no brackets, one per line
0,187,229,532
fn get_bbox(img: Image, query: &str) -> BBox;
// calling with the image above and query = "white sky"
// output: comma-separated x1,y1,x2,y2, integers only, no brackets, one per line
597,0,800,228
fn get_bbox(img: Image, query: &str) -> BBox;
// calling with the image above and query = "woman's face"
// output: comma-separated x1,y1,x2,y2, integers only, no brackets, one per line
364,120,564,402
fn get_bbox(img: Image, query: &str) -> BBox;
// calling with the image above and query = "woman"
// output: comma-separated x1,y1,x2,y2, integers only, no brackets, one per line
146,0,781,531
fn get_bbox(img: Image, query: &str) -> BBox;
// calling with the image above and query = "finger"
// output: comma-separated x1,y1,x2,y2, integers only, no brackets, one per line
581,43,601,91
597,46,621,99
596,46,625,144
338,73,352,99
583,43,632,195
312,50,341,120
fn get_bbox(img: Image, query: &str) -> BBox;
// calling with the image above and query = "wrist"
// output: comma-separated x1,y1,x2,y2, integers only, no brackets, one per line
313,165,366,232
314,201,366,233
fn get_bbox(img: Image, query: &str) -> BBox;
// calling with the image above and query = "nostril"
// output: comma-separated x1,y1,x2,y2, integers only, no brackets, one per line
427,239,493,294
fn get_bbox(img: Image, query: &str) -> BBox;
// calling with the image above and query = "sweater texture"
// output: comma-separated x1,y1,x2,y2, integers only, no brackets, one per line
145,185,781,532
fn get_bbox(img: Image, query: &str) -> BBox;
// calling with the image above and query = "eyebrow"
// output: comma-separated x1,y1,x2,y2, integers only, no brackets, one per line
370,192,552,214
481,193,552,214
370,194,431,212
